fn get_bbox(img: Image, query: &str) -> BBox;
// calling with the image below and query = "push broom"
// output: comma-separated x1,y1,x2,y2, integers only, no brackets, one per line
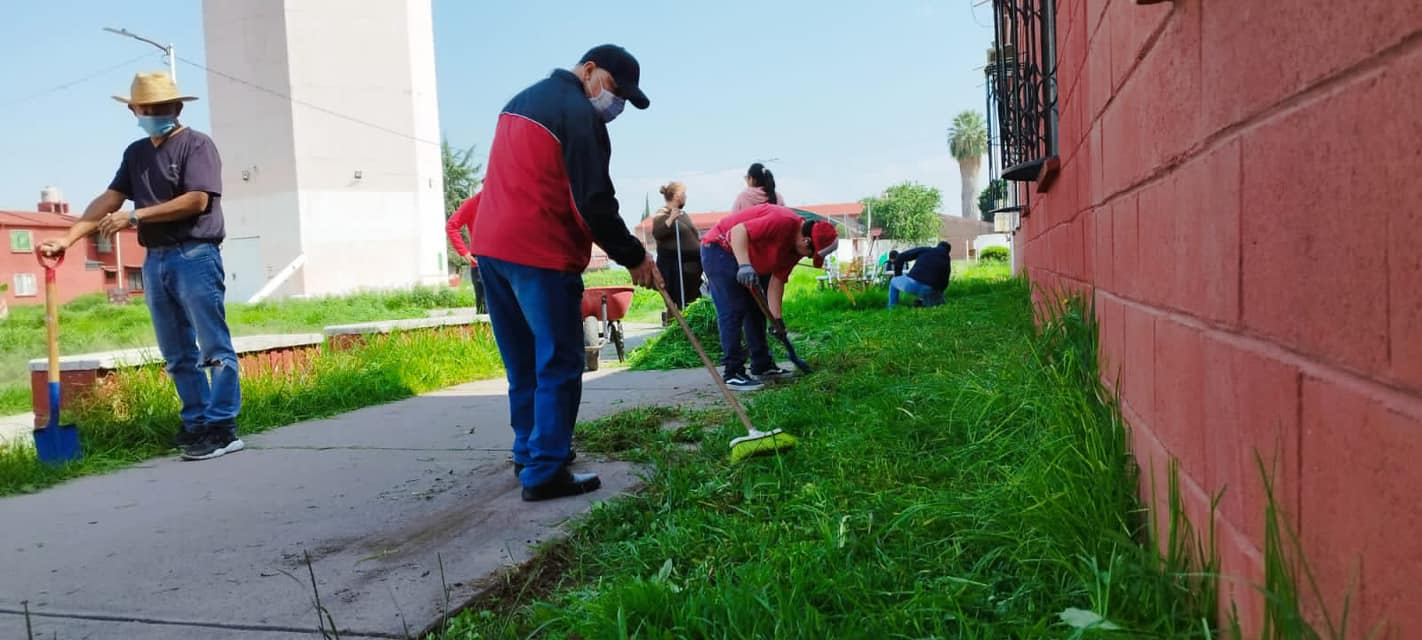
651,270,796,463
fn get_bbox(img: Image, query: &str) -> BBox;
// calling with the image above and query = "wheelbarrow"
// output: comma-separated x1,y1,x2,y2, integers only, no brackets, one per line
581,286,636,367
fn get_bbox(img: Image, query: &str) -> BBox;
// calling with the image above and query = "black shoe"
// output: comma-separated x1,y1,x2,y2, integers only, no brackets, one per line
724,373,764,392
752,366,794,380
513,449,577,478
181,427,245,461
521,469,601,502
172,428,204,449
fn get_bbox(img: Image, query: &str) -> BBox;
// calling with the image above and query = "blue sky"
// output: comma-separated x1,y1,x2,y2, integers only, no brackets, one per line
0,1,994,226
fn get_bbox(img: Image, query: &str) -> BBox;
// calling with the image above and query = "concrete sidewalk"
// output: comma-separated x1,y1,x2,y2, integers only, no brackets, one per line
0,365,719,639
0,412,33,448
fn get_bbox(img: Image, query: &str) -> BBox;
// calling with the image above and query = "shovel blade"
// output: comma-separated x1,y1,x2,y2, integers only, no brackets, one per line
34,423,82,464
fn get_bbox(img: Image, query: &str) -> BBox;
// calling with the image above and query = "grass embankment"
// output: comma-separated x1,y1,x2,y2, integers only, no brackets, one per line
0,287,479,415
437,263,1223,638
0,271,648,416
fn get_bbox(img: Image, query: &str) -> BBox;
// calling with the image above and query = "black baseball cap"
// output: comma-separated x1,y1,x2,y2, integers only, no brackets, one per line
579,44,650,110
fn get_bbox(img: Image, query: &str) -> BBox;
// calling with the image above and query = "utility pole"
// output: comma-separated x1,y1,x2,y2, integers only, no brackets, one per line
102,27,175,81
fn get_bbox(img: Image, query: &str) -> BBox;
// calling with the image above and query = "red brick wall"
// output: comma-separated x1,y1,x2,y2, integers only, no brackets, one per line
1016,0,1421,634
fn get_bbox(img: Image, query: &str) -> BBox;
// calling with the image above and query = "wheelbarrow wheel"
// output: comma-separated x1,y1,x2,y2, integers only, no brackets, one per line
583,317,601,348
611,321,626,362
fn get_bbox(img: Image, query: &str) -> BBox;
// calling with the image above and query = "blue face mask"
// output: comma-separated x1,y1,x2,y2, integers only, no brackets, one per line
136,115,178,137
589,89,626,123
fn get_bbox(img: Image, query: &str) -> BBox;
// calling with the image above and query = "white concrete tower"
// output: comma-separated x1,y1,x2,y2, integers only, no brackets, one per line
202,0,446,301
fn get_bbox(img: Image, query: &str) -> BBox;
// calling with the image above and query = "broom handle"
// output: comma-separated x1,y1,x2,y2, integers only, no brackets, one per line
746,283,784,334
652,270,756,433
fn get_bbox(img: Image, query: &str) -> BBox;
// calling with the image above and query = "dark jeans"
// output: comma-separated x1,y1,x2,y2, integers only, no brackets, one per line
656,252,702,309
477,256,584,488
701,244,774,377
142,241,241,434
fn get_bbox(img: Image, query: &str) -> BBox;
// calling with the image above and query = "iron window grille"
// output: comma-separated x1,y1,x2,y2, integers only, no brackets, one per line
986,0,1060,183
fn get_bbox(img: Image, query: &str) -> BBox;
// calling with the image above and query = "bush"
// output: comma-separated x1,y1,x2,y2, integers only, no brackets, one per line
979,246,1010,262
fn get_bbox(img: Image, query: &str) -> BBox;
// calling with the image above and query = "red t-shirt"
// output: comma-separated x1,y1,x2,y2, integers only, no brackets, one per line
702,204,804,281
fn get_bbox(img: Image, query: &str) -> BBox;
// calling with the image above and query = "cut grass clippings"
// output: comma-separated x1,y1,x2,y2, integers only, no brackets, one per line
439,263,1225,638
0,325,503,496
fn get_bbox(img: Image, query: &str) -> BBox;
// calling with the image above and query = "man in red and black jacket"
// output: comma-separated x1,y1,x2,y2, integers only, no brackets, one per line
462,44,656,501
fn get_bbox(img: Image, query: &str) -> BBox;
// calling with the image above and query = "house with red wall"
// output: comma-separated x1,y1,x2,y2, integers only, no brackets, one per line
1,200,144,307
987,0,1420,634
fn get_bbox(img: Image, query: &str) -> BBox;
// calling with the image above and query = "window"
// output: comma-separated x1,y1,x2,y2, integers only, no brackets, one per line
987,0,1060,183
104,270,117,283
126,268,144,292
12,273,37,297
95,233,113,253
9,230,33,253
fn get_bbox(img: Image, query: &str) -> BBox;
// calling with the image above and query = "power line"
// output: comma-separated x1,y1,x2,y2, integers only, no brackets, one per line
3,54,150,108
178,57,441,147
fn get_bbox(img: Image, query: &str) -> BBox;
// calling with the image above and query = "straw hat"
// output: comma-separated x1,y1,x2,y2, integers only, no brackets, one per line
112,72,198,106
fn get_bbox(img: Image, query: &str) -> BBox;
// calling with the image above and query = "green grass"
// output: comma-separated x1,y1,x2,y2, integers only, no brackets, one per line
437,263,1223,638
0,325,502,496
0,286,478,415
582,268,664,325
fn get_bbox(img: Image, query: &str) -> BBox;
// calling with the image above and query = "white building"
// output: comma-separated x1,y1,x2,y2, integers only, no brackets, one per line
202,0,446,302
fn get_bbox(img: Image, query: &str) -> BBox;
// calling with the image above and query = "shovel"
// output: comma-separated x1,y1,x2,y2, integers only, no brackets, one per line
32,247,81,464
747,283,812,374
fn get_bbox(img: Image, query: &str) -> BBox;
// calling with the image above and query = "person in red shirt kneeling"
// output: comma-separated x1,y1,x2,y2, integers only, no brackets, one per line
700,204,837,391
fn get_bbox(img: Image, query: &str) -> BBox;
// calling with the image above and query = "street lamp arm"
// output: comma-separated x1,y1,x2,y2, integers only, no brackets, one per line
102,27,176,82
102,27,167,53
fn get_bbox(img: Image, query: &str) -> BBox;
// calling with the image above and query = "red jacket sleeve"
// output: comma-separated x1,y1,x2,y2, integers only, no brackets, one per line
446,193,480,259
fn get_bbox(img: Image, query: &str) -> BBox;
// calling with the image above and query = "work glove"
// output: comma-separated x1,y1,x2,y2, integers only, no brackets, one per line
736,264,757,287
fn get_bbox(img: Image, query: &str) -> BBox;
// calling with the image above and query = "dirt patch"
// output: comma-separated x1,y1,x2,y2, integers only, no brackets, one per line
419,537,576,637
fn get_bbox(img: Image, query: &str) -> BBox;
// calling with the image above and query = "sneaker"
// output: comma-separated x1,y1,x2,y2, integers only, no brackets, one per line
521,469,601,502
181,427,245,461
172,428,204,450
724,373,764,392
752,366,794,380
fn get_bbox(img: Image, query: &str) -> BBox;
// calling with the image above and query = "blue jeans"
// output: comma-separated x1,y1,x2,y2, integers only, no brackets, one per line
701,244,774,376
476,256,584,488
142,241,241,434
888,275,945,309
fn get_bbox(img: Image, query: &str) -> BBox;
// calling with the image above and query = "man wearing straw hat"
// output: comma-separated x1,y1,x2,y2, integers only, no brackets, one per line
39,72,243,462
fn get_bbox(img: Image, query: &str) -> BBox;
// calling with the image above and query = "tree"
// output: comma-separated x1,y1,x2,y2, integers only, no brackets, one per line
861,182,942,242
977,179,1008,223
641,193,651,221
443,139,483,218
947,111,989,219
442,139,484,271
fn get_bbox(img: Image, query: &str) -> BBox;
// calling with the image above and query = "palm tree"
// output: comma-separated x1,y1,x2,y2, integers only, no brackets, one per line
947,111,989,219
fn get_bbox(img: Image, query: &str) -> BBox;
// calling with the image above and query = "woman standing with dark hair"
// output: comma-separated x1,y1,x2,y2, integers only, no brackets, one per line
650,181,702,310
732,162,786,212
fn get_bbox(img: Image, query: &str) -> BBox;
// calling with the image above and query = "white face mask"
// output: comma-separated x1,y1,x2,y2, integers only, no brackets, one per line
589,89,626,123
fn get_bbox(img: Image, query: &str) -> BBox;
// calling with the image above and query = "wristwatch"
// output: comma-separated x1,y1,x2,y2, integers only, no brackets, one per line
129,211,140,227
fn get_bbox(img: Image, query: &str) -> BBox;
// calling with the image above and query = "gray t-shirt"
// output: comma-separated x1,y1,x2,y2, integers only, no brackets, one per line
107,128,225,247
